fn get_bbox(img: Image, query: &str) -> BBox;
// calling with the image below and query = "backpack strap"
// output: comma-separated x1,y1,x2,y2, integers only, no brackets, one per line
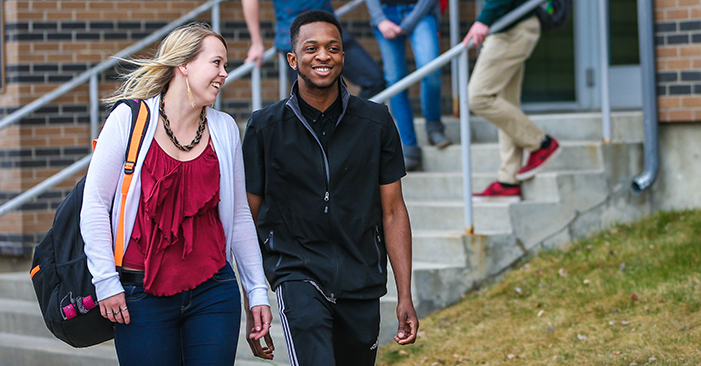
111,99,150,266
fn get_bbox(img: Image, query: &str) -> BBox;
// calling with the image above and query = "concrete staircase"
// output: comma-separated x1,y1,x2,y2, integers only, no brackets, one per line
377,111,650,342
0,111,650,365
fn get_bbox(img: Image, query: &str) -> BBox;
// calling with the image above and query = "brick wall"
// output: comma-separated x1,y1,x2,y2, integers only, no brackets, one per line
655,0,701,122
0,0,474,258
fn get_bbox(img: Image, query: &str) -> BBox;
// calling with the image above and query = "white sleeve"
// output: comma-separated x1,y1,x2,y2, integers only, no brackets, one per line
229,123,270,309
80,104,130,301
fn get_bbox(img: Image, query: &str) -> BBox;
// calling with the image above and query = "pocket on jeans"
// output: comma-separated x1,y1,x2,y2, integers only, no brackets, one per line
212,264,237,282
123,284,148,302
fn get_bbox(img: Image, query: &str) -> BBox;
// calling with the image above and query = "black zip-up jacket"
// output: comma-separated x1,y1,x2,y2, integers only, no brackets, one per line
242,81,405,301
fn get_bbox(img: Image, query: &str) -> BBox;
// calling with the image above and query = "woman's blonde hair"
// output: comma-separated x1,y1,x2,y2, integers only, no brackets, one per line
103,22,227,106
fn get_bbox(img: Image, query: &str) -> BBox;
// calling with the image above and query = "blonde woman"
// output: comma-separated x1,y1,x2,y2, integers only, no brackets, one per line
81,23,272,365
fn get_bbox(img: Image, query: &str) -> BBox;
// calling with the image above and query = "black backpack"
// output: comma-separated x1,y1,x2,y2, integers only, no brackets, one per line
536,0,572,33
29,99,150,348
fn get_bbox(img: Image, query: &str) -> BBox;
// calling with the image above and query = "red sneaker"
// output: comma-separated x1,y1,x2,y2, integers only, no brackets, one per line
472,181,521,203
515,136,561,181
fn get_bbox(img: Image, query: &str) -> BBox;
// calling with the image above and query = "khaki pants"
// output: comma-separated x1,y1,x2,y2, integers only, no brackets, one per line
468,16,545,184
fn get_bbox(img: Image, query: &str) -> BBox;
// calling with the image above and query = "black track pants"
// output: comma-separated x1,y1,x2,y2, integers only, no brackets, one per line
276,280,381,366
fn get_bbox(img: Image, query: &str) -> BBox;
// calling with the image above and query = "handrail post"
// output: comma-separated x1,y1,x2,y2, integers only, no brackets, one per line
449,0,460,115
279,52,289,100
598,0,611,142
252,66,262,111
458,45,473,234
89,74,99,140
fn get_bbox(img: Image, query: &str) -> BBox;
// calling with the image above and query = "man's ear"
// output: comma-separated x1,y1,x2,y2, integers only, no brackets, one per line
287,52,297,70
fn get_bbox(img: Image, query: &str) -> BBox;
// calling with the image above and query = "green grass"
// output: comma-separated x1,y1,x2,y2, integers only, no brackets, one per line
377,210,701,365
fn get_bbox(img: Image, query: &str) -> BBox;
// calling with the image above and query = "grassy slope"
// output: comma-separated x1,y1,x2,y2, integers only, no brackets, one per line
378,210,701,365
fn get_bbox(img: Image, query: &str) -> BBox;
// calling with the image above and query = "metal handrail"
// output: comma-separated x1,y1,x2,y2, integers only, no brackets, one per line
370,0,547,233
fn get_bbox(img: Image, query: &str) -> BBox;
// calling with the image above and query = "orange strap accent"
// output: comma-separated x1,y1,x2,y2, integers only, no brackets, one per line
30,265,41,279
114,101,149,266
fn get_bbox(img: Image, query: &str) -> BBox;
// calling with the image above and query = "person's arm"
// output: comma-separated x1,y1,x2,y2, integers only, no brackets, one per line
398,0,438,34
242,193,274,359
380,180,419,345
243,0,265,67
81,104,135,325
365,0,388,28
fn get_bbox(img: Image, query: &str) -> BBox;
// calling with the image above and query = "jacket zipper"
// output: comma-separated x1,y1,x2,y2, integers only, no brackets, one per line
288,102,339,300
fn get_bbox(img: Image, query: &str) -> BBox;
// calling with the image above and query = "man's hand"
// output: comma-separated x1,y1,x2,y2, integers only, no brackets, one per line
394,299,419,345
245,305,275,360
462,21,489,47
378,20,405,40
245,42,265,68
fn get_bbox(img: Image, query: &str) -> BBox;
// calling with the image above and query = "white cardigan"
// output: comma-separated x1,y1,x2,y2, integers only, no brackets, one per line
80,95,269,308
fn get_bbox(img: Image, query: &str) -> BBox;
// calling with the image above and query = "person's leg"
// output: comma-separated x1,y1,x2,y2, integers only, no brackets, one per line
497,64,526,184
114,284,181,366
276,281,335,365
408,14,443,132
373,24,416,147
333,298,381,366
467,16,544,151
181,264,241,366
341,33,386,99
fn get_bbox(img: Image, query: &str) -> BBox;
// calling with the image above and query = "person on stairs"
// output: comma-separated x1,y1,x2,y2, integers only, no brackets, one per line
366,0,451,171
464,0,561,202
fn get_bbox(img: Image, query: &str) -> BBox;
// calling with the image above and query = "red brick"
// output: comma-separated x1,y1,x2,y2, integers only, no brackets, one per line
681,96,701,108
659,96,681,108
666,9,691,20
669,110,694,121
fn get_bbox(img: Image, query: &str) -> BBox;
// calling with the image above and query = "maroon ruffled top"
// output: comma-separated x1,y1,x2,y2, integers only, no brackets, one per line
123,140,226,296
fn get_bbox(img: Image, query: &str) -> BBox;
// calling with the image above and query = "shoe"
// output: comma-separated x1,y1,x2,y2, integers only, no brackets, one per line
515,136,561,181
428,131,451,149
472,181,521,203
403,145,422,172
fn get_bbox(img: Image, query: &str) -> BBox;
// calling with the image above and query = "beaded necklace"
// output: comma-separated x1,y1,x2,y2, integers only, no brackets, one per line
159,96,207,152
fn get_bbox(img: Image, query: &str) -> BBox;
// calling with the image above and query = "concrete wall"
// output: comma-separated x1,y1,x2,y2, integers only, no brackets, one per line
651,123,701,210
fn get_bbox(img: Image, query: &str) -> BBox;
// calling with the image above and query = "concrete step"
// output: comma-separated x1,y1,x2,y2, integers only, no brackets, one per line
402,169,605,202
420,140,604,173
0,332,117,366
0,271,37,301
0,298,50,338
406,199,516,232
412,230,468,266
414,111,644,145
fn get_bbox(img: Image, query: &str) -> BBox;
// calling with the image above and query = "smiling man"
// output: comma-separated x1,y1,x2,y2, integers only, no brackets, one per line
242,10,419,365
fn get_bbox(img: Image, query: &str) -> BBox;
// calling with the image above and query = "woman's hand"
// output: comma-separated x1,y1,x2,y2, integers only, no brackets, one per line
245,305,274,360
99,292,130,324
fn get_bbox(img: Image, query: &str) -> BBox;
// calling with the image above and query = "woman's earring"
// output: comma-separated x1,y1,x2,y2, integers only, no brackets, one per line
185,77,196,108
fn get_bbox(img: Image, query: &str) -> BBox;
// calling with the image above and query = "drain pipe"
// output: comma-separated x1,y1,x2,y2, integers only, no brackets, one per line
631,0,658,193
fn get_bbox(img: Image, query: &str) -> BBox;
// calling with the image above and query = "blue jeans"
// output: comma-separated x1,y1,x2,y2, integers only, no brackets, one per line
373,5,444,147
114,264,241,366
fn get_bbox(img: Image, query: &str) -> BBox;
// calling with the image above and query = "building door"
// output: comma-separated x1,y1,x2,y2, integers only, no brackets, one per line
519,0,642,111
